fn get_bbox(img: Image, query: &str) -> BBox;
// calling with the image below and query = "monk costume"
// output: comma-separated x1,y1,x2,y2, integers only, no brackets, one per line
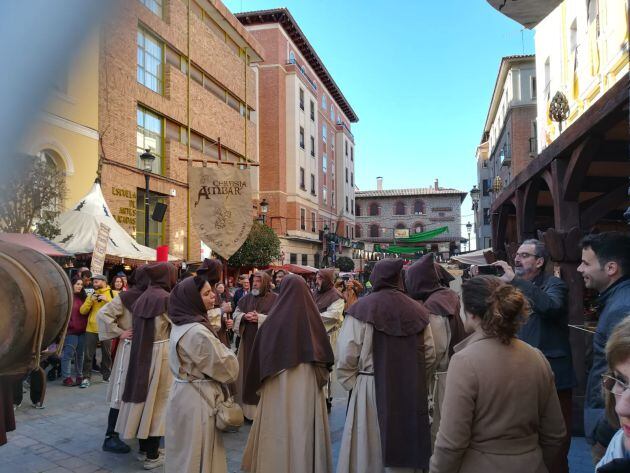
405,254,468,446
197,258,231,347
115,262,177,469
232,271,277,420
96,265,150,454
242,274,335,473
336,258,436,473
165,276,239,473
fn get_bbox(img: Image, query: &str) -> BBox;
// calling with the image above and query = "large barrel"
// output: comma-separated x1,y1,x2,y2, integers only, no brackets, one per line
0,241,72,375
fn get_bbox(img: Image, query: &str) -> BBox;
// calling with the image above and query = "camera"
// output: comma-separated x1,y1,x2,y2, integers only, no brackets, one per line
477,265,505,276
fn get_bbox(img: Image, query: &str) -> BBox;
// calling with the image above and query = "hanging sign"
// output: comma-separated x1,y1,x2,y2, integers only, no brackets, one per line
189,164,253,260
90,223,111,275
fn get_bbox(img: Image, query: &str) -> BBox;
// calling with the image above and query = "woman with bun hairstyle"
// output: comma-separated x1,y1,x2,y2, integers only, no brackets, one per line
430,276,566,473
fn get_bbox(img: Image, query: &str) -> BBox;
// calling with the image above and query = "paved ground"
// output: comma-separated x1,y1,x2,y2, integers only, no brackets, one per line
3,377,594,473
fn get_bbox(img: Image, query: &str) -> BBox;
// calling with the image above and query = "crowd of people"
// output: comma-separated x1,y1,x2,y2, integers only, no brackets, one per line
8,230,630,473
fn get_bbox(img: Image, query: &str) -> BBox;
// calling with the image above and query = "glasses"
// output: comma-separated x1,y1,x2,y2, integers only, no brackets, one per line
515,252,538,259
602,374,630,396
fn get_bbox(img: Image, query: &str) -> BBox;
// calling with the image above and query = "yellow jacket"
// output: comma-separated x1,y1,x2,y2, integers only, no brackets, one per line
80,285,114,333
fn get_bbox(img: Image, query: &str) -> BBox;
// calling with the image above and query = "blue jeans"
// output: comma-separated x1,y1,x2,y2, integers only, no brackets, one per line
61,333,85,379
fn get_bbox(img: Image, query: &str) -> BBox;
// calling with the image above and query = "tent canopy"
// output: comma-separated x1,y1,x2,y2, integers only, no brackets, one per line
450,249,491,266
54,181,176,262
0,233,73,257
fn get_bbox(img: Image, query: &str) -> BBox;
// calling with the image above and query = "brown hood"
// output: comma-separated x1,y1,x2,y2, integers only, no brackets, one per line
405,253,461,317
237,272,277,314
313,268,344,312
197,258,222,286
119,265,150,312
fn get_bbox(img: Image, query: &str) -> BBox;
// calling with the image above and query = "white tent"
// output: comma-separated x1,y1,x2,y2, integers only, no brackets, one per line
450,249,489,266
55,181,175,262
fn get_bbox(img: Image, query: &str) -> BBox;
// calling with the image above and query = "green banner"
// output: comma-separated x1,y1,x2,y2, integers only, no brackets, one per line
375,244,426,255
395,226,449,243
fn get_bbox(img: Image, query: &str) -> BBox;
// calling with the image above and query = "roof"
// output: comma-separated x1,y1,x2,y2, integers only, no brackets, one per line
0,233,73,257
355,187,468,200
235,8,358,123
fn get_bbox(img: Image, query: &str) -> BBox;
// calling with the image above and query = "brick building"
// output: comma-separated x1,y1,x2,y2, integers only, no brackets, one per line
235,8,359,268
98,0,264,260
355,178,467,257
475,55,537,249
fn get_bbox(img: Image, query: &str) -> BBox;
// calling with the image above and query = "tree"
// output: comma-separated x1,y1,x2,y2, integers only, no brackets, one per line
336,255,355,272
227,222,281,268
0,154,66,239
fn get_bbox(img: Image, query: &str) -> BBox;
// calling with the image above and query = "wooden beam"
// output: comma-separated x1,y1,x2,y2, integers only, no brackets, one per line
581,185,629,229
562,135,601,201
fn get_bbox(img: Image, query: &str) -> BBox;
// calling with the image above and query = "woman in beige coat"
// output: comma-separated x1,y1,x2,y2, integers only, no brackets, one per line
165,276,239,473
430,275,566,473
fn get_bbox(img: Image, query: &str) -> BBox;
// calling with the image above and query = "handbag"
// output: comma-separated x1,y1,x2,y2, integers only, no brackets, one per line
214,384,244,432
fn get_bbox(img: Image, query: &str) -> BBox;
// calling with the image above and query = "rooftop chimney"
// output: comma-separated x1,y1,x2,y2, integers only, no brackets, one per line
376,176,383,191
434,178,439,191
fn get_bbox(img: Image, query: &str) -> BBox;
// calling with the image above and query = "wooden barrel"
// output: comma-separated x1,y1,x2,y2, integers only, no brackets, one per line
0,241,72,375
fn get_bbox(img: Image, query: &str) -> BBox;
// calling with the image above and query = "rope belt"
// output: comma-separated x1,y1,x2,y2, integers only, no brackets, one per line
358,371,374,376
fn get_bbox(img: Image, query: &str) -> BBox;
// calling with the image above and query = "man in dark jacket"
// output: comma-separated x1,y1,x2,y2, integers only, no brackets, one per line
578,232,630,463
493,239,575,473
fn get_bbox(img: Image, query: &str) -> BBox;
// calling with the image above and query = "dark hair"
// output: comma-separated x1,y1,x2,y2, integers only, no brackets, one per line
521,238,549,266
71,275,87,301
110,275,124,289
178,271,194,282
80,270,92,279
461,275,530,345
193,275,209,293
581,232,630,276
604,317,630,429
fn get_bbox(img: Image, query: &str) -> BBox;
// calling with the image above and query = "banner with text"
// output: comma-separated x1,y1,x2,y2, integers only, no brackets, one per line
90,223,111,275
189,164,253,260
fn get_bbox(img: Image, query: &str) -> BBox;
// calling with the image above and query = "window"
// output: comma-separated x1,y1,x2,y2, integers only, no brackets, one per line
299,88,304,110
369,224,379,238
396,223,406,230
314,253,320,268
290,253,297,264
544,57,551,100
413,222,424,234
311,212,316,232
137,106,163,174
345,196,349,211
394,201,406,215
355,225,362,238
300,167,305,189
322,124,327,143
302,254,308,265
530,76,537,100
300,208,306,230
136,189,165,248
355,204,361,216
483,208,491,225
322,94,327,109
345,141,348,156
310,136,315,157
351,172,354,187
482,179,490,196
310,174,315,195
345,168,348,183
350,147,353,161
139,0,163,18
369,203,379,216
137,28,163,94
299,127,305,149
346,225,349,238
310,100,315,120
289,50,295,63
332,190,335,208
413,199,425,215
351,199,354,215
322,154,328,173
323,187,327,204
330,104,334,121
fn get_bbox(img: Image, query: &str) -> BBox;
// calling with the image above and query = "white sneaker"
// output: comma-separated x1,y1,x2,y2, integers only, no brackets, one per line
137,448,164,462
143,452,165,470
80,378,90,388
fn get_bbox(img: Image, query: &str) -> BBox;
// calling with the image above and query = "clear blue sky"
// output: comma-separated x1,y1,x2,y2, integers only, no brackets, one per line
224,0,534,226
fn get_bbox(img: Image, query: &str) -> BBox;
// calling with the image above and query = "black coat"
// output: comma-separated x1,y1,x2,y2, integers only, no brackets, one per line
513,273,576,391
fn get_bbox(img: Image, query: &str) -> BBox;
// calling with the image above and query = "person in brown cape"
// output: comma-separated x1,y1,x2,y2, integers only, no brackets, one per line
165,276,239,473
232,271,277,420
197,258,233,347
115,262,177,470
405,253,468,448
96,265,151,454
336,258,436,473
241,274,335,473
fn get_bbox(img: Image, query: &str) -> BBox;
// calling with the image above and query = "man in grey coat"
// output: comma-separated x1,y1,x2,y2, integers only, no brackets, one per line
492,239,575,473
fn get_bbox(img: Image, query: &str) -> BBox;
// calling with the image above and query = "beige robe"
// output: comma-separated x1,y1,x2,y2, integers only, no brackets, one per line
115,313,172,439
165,323,239,473
426,314,451,447
96,296,132,409
336,315,436,473
233,307,268,420
321,298,345,351
241,363,333,473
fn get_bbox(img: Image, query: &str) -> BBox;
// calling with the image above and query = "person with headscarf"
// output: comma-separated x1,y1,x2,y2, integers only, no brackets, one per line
405,253,467,448
164,275,239,473
241,274,335,473
342,279,364,311
114,262,177,470
96,265,150,454
197,258,233,347
232,271,277,420
336,258,436,473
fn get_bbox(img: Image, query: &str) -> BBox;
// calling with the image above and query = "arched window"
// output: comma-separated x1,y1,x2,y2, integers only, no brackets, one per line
289,50,295,64
369,224,379,238
369,202,379,216
394,201,406,215
395,223,406,230
38,149,64,172
413,222,425,234
355,225,362,238
413,199,425,215
355,204,361,216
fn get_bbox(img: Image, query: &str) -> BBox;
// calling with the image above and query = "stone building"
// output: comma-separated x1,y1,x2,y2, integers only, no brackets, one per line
355,178,467,257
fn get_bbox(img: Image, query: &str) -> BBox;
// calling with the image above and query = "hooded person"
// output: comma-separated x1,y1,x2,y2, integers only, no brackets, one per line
405,253,468,447
241,274,335,473
197,258,233,347
96,265,151,454
336,258,436,473
232,271,278,420
164,276,239,473
114,262,177,470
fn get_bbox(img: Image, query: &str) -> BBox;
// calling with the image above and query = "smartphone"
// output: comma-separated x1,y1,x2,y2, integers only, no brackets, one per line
477,265,505,276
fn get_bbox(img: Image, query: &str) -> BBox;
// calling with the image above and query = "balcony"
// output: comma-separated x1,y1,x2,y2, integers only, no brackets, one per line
500,145,511,167
529,137,537,155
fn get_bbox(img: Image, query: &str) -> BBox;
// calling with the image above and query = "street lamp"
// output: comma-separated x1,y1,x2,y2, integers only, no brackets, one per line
140,149,155,247
259,198,269,224
466,221,472,252
470,185,481,211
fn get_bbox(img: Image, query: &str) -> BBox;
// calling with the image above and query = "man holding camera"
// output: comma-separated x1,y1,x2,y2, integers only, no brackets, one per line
474,239,574,473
